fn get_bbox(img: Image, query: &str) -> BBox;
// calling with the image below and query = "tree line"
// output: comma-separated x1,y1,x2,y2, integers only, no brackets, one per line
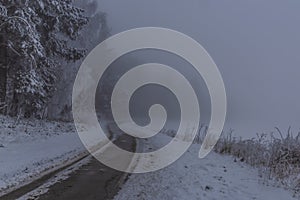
0,0,108,119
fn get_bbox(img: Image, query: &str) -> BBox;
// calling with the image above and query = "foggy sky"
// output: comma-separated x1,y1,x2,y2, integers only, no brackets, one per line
96,0,300,138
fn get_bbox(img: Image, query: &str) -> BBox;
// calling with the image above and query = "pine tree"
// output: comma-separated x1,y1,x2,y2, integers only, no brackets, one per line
0,0,89,118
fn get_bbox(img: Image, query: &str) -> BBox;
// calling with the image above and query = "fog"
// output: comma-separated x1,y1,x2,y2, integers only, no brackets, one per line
96,0,300,138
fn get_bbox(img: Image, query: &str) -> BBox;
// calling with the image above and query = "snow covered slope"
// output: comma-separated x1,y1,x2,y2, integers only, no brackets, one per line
0,116,86,196
115,134,297,200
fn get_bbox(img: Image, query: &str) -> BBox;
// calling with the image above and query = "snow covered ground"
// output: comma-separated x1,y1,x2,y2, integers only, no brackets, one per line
115,134,297,200
0,114,298,200
0,115,86,196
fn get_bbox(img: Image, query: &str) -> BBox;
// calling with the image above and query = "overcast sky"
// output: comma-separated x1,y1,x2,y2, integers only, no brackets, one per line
96,0,300,138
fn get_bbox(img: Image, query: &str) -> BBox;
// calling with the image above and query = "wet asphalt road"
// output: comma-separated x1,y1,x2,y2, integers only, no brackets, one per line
39,134,135,200
2,134,135,200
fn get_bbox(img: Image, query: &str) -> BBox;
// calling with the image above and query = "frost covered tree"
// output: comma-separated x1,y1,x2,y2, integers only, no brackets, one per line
0,0,89,118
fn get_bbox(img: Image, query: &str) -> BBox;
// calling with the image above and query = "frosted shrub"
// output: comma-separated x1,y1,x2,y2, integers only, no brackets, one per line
194,126,300,195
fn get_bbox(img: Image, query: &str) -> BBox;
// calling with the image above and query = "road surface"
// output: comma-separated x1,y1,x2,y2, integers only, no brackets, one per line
2,134,135,200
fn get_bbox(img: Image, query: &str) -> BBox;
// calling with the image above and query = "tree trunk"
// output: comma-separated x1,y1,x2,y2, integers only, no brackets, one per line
5,67,15,116
0,67,6,103
0,38,8,114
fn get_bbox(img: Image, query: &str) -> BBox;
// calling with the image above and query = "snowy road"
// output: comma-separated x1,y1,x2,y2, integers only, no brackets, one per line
0,132,86,197
0,116,297,200
2,134,135,200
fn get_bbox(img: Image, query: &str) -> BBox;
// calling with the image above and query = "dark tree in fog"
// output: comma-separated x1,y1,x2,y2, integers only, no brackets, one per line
0,0,89,118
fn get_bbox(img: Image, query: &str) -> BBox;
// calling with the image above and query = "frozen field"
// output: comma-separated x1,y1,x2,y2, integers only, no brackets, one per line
115,134,297,200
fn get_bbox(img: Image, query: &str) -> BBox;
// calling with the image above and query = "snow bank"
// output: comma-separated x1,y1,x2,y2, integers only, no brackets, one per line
0,115,85,196
115,134,297,200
